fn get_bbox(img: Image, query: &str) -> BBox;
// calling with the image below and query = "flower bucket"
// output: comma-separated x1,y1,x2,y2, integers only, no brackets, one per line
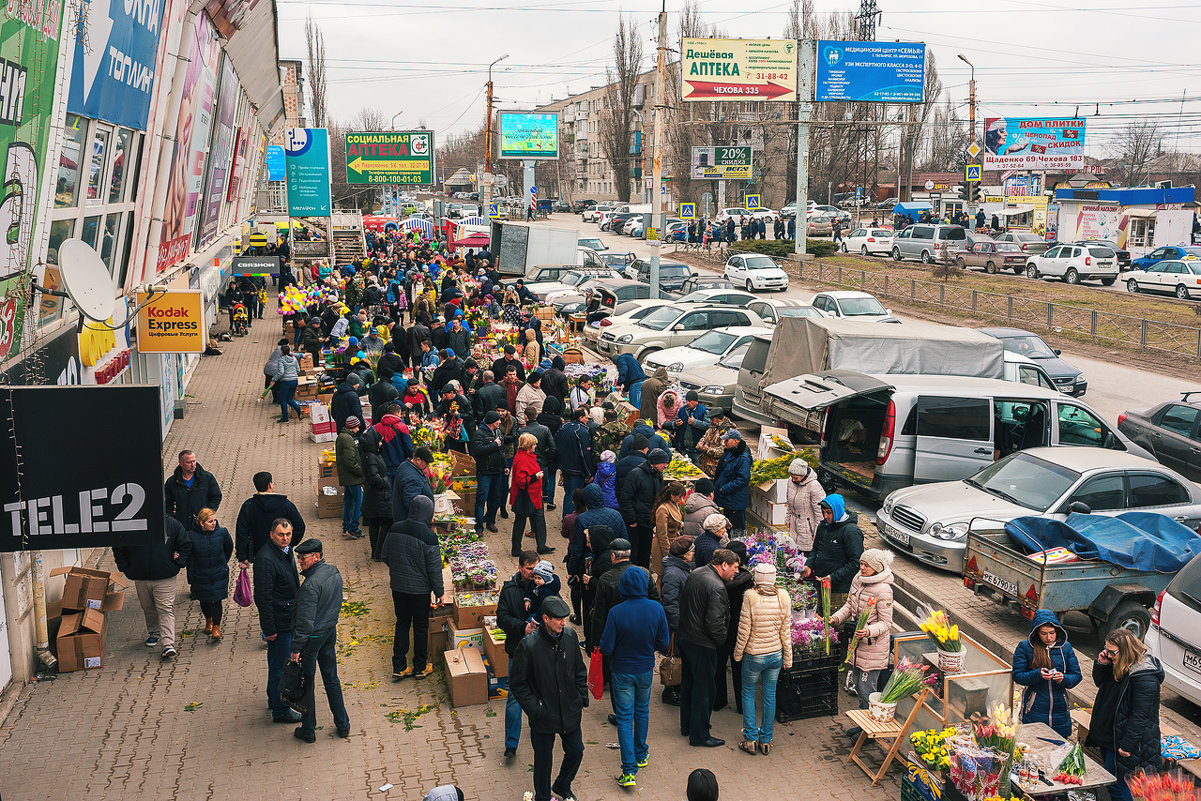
868,692,896,723
937,647,965,675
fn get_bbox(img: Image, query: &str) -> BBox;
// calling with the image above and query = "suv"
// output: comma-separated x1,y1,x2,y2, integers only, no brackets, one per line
597,304,761,360
1026,243,1118,286
627,258,696,293
891,224,967,263
583,202,612,222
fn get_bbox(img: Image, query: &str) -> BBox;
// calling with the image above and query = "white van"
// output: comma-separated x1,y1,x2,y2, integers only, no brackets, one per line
612,203,652,216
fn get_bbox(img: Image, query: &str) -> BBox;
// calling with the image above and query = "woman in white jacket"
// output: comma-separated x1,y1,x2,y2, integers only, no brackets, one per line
733,563,792,756
784,459,825,551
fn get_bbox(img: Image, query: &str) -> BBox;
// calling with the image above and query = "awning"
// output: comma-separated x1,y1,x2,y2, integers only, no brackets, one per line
456,216,488,227
1126,208,1158,219
893,202,932,216
402,218,435,236
454,233,490,247
206,0,286,136
997,205,1034,216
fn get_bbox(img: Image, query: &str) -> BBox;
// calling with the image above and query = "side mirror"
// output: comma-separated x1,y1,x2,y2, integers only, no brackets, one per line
672,324,685,332
692,271,699,277
1067,501,1091,515
1053,349,1062,356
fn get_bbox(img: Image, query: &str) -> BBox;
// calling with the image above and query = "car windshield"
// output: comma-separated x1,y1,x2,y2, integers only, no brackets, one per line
777,306,822,319
579,239,604,249
1001,335,1056,359
995,243,1022,252
687,331,739,355
638,306,684,330
838,296,887,316
718,343,750,369
744,255,778,270
1087,247,1115,257
870,230,891,237
964,452,1080,512
561,272,594,287
661,265,690,278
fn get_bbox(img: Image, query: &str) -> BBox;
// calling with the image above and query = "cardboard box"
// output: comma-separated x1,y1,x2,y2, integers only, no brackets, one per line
753,478,789,505
486,666,509,699
451,477,477,516
318,458,338,482
310,430,336,444
447,619,485,651
50,566,126,612
748,493,787,526
316,484,343,519
756,425,792,461
56,608,107,672
450,450,475,477
445,645,488,707
296,377,318,399
453,592,498,630
316,392,334,406
483,626,509,678
297,352,314,371
428,615,450,659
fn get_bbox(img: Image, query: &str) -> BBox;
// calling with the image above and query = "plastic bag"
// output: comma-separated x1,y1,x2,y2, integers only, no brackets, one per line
233,566,254,608
588,649,605,700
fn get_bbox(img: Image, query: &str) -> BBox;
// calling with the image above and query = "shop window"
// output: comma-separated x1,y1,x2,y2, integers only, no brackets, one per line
87,128,110,202
39,219,75,326
81,215,101,247
108,129,132,203
56,114,87,208
100,212,121,272
1130,218,1155,249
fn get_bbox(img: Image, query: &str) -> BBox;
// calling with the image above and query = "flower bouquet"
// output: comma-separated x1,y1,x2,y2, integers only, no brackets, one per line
791,616,838,661
911,727,957,773
870,656,935,722
840,596,877,672
1052,741,1086,786
973,703,1018,796
948,742,1009,801
920,609,966,673
781,576,816,612
820,577,832,655
1127,770,1197,801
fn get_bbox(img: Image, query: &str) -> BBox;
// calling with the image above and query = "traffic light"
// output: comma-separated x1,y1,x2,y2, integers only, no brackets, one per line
969,183,981,203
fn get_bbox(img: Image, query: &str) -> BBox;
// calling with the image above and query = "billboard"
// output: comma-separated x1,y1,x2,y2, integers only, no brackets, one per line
346,130,434,184
284,128,332,216
815,41,925,103
67,0,166,130
690,146,753,180
135,290,205,353
265,144,285,180
196,58,239,248
984,117,1086,171
497,113,558,159
681,38,797,102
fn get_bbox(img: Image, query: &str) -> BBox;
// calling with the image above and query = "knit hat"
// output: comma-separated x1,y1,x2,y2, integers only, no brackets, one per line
648,448,671,465
788,458,811,477
484,410,501,425
669,536,695,557
753,563,777,586
860,549,895,574
631,434,650,451
694,477,714,495
685,390,699,401
344,416,362,430
601,450,616,464
702,513,729,533
533,560,555,582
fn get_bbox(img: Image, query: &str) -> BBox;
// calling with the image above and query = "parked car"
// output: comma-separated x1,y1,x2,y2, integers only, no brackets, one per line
1125,259,1201,300
675,288,758,306
977,327,1086,396
572,199,597,214
1118,393,1201,482
597,304,761,359
675,276,734,297
590,279,653,316
643,326,769,374
583,202,613,222
875,447,1201,574
780,203,798,219
876,197,899,211
1147,551,1201,708
597,251,637,269
716,207,754,224
577,237,608,252
994,231,1050,256
582,299,672,346
1130,245,1201,271
1075,239,1131,270
951,240,1028,274
603,212,640,233
724,253,790,292
842,227,894,256
542,268,624,307
810,291,898,323
623,216,646,238
891,224,968,263
746,298,827,325
1025,243,1118,286
627,258,695,294
552,200,572,213
676,343,750,412
806,214,834,237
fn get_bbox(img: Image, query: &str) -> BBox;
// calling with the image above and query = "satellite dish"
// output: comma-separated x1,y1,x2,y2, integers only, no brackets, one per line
57,239,116,321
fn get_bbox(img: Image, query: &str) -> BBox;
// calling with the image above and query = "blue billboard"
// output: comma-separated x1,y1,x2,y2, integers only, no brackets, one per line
266,145,285,181
67,0,166,130
284,129,332,217
815,41,925,103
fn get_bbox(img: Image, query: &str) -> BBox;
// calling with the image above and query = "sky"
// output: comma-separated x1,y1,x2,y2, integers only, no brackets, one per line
276,0,1201,156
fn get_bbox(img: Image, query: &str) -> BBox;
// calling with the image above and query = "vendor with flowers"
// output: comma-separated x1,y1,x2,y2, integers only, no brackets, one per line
830,548,895,735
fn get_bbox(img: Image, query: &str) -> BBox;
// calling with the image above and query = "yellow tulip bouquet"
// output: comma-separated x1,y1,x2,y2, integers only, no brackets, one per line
920,609,964,653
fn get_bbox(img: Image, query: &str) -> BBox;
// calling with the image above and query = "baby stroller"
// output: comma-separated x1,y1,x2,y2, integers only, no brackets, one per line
231,302,249,336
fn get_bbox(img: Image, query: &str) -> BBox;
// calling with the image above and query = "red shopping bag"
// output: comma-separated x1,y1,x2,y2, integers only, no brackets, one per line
233,566,254,608
587,648,605,700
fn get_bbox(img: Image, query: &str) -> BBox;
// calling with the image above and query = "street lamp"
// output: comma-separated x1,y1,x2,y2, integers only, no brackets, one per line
484,54,509,210
957,53,977,218
391,111,404,130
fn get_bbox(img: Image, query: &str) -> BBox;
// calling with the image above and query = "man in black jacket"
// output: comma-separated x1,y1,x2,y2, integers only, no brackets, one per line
473,370,506,419
800,494,864,601
677,548,740,748
390,448,435,523
491,344,526,384
235,472,307,567
113,516,191,660
380,496,443,681
617,448,669,568
470,410,507,534
164,449,222,528
253,518,301,723
368,374,400,425
554,406,593,516
510,595,588,801
497,551,540,761
330,377,365,435
430,350,467,399
540,356,570,406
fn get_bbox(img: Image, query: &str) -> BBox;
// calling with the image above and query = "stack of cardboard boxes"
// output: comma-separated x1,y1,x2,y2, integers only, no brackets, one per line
309,402,336,444
316,455,342,519
49,566,126,672
442,589,504,707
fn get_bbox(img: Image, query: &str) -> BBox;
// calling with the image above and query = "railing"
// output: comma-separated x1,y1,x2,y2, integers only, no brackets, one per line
780,256,1201,360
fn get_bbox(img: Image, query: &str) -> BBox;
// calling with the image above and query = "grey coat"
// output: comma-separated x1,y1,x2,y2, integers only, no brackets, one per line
293,560,344,643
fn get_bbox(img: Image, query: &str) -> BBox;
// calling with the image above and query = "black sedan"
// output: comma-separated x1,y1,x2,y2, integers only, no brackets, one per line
1119,394,1201,482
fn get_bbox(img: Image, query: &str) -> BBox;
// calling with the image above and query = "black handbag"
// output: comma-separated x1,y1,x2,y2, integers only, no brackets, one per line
279,659,308,713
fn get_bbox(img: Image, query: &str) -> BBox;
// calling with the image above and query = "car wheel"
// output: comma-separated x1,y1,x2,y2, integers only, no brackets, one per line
921,250,934,264
1099,600,1151,642
638,347,660,362
1177,284,1192,300
1100,277,1116,287
892,248,901,261
985,261,997,274
861,245,869,256
956,257,967,270
746,280,755,293
1013,266,1024,275
1026,265,1040,280
840,241,847,253
1064,268,1080,285
1127,279,1140,293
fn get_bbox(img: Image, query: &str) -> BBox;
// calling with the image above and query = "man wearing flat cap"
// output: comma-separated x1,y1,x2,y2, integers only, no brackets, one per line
290,539,350,743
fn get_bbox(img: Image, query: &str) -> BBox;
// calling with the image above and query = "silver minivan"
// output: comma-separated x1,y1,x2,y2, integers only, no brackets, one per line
759,371,1152,502
891,224,967,263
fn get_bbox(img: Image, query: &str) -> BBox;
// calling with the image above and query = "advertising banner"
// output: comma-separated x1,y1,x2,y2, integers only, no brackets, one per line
815,41,925,103
681,38,797,102
690,145,753,179
984,117,1086,171
1071,202,1122,242
67,0,166,130
265,144,285,180
135,290,205,353
156,14,221,272
0,386,164,552
346,130,434,184
197,58,239,247
231,256,280,276
0,0,65,365
284,128,332,216
497,113,558,159
1004,174,1042,197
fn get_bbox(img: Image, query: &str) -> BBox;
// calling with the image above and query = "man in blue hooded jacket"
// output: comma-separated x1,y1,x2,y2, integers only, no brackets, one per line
599,567,670,788
1012,610,1082,738
713,430,752,535
612,353,647,409
800,494,864,600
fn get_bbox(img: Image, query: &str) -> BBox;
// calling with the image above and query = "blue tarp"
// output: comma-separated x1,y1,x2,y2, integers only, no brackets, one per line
1005,512,1201,574
892,202,932,216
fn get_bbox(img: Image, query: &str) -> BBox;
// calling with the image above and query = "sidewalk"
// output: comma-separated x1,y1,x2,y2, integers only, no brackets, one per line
0,307,897,801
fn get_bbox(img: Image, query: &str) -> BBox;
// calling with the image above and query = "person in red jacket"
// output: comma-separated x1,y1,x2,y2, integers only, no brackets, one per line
510,433,552,556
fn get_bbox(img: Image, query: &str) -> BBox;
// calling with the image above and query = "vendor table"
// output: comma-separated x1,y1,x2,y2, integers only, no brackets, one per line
1014,721,1115,796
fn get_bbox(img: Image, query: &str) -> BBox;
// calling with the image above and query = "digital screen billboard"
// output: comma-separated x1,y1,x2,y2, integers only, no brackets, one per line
497,112,559,160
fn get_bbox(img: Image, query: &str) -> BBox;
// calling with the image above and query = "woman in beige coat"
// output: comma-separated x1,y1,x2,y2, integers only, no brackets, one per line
733,563,792,756
784,458,825,551
650,481,686,581
830,548,895,735
522,328,540,366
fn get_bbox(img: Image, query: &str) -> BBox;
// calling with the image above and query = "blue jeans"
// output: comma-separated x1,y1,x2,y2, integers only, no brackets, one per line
741,650,783,743
560,473,587,516
505,691,523,749
266,631,294,715
627,380,643,410
612,671,652,773
298,627,350,736
475,473,504,530
277,379,302,421
1102,749,1134,801
342,484,363,533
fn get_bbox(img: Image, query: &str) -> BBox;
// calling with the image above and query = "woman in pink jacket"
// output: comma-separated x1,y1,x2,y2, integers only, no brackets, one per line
784,458,825,552
830,548,895,738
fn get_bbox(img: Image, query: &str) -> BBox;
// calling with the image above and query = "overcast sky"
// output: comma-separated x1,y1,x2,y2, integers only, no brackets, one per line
277,0,1201,155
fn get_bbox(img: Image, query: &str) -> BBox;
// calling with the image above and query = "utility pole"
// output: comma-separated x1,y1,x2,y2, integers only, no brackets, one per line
483,54,509,212
793,38,815,257
958,53,977,219
649,0,667,298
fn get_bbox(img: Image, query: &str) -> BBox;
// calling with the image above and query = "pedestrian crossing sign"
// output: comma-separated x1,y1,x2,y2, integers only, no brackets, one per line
746,194,761,210
488,203,499,217
965,164,982,182
679,203,696,220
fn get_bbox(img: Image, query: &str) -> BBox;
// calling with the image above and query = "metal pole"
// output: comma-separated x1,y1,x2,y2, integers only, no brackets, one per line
904,103,916,203
483,54,509,213
793,38,815,256
649,2,667,298
958,54,976,219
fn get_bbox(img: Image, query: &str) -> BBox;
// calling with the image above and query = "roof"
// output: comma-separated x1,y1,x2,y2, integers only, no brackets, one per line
977,326,1041,338
864,372,1065,397
814,290,878,299
1019,446,1171,472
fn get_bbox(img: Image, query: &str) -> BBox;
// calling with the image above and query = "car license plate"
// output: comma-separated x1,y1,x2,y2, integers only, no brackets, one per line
884,524,909,546
982,571,1018,595
1183,649,1201,676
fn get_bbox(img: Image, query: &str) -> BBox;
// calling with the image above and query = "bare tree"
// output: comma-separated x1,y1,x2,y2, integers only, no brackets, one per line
597,16,644,202
330,108,389,211
1109,121,1163,186
305,15,328,129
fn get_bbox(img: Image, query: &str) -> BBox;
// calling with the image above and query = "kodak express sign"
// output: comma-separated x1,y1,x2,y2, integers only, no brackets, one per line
136,290,205,353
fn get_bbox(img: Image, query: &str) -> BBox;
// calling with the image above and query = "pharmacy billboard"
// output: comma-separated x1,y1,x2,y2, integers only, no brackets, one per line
681,38,797,102
345,130,434,185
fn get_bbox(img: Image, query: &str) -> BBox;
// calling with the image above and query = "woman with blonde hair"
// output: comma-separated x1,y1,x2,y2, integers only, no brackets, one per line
509,432,550,554
657,388,681,427
650,481,687,581
187,508,233,643
733,563,792,756
1086,628,1164,801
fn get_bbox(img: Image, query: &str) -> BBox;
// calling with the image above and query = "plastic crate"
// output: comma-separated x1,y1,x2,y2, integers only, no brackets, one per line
775,665,839,722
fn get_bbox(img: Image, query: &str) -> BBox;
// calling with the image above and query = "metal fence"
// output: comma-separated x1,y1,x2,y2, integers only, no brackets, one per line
781,257,1201,361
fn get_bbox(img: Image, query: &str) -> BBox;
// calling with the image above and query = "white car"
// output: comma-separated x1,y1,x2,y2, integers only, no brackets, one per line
1148,554,1201,708
642,326,769,374
1025,243,1119,286
716,207,754,224
724,253,790,292
876,447,1201,574
842,227,894,256
597,304,761,359
810,290,898,323
578,237,608,252
583,299,673,347
1125,259,1201,300
676,288,758,306
746,297,827,325
623,217,645,237
583,204,612,222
